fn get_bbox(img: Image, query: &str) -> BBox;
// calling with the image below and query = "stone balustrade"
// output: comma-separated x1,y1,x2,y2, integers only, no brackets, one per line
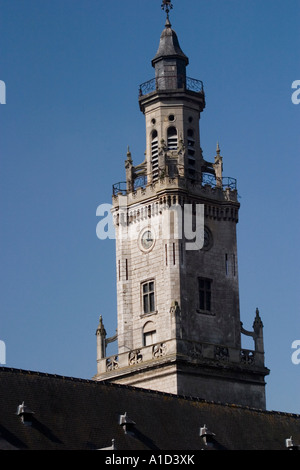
97,338,264,375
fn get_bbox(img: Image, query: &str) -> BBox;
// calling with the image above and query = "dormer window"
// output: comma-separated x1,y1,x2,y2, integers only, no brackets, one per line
119,412,136,434
16,402,34,426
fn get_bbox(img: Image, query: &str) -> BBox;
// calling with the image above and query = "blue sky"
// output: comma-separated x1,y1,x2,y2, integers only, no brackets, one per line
0,0,299,414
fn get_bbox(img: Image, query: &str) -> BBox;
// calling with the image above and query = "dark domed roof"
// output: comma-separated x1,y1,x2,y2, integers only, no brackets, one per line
152,18,189,67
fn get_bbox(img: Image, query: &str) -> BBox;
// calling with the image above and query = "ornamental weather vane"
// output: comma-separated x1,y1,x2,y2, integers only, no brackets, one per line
161,0,173,20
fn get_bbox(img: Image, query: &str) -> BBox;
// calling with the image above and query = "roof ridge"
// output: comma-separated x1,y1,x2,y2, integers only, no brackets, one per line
1,367,299,418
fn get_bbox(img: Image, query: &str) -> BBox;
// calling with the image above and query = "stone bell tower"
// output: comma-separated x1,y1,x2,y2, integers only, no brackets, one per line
94,2,269,410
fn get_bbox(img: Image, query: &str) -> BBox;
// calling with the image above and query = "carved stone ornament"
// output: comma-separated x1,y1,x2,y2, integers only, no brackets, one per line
128,350,143,366
106,356,119,371
240,349,255,365
214,346,229,362
153,343,167,358
189,343,203,359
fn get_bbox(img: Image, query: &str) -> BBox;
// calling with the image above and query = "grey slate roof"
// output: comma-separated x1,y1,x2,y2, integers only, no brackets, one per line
0,367,299,451
152,19,189,66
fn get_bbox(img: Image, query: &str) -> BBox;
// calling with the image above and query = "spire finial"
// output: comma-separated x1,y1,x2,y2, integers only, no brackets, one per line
161,1,173,22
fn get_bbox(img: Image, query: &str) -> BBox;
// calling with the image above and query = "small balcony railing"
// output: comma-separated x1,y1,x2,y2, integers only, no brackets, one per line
113,173,237,196
112,182,127,196
139,75,204,96
112,175,147,196
202,173,237,191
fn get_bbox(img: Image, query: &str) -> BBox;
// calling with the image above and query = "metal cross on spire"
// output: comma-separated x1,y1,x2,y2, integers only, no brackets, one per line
161,0,173,20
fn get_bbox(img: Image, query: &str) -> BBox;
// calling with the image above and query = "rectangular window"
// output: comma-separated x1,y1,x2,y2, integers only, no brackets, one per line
198,278,212,312
143,330,157,347
142,281,155,314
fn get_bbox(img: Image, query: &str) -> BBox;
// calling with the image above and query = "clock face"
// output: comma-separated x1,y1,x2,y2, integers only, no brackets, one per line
141,230,154,250
203,227,212,250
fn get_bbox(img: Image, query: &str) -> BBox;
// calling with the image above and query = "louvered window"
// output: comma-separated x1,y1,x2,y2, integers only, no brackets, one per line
151,130,159,180
187,129,196,178
167,126,178,150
